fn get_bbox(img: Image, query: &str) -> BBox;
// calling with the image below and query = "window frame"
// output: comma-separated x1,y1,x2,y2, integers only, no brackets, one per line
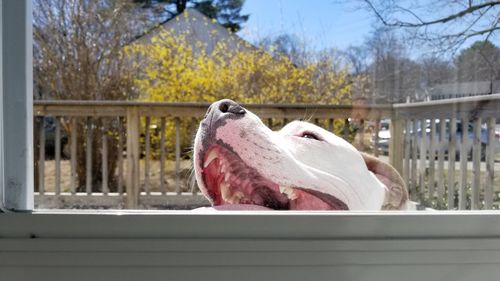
3,2,500,280
0,0,498,215
0,0,33,212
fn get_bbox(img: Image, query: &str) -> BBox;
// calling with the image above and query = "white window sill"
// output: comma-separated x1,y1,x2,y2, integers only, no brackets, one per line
2,211,500,281
2,210,500,238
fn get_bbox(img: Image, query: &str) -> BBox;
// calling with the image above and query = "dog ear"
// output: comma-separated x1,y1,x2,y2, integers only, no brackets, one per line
360,152,409,210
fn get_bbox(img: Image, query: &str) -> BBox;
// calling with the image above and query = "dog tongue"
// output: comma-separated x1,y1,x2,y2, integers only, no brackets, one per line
212,204,273,210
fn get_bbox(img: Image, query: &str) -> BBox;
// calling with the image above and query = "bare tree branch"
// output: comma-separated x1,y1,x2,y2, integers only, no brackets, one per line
459,25,500,38
364,0,500,27
362,0,499,53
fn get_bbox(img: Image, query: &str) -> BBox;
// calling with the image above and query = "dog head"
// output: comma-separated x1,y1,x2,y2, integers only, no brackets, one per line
194,99,408,211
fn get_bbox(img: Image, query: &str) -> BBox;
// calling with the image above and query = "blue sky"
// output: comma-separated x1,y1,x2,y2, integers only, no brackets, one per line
238,0,375,50
238,0,499,54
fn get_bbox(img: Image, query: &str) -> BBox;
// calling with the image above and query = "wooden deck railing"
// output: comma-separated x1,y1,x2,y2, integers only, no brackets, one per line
394,95,500,210
33,96,500,210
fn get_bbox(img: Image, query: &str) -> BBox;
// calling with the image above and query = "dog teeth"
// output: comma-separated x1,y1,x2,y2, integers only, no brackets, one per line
224,172,231,182
203,150,218,168
279,186,298,200
220,180,244,204
221,163,228,173
228,191,244,204
220,181,233,203
279,186,286,193
220,182,230,201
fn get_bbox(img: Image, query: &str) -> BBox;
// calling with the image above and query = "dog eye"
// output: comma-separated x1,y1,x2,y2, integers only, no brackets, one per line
299,132,321,141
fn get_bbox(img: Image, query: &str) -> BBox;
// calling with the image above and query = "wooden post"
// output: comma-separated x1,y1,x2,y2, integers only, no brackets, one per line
175,117,181,194
55,117,61,195
437,119,446,207
38,117,45,195
126,107,140,209
403,120,411,188
471,117,481,210
411,120,418,201
117,117,124,194
86,117,93,195
485,117,495,209
459,117,468,210
160,117,166,194
419,119,427,196
101,120,109,195
70,118,77,194
144,116,151,195
389,118,404,176
428,118,436,198
447,118,457,209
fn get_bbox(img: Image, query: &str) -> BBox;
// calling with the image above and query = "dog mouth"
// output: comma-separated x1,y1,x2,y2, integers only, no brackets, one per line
200,144,349,211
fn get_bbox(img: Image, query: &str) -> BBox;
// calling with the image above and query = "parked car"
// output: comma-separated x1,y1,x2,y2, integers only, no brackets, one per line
36,116,69,159
371,131,390,155
418,120,500,161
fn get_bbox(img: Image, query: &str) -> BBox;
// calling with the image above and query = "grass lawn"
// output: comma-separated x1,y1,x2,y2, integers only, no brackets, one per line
42,159,195,193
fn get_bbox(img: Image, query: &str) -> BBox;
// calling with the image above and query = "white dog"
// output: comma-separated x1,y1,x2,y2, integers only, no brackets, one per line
194,99,409,211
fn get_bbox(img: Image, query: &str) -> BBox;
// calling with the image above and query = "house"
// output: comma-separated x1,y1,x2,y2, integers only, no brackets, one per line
133,8,258,56
427,80,500,100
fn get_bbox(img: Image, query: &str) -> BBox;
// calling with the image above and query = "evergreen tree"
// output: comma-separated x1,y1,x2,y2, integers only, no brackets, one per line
454,41,500,82
133,0,249,32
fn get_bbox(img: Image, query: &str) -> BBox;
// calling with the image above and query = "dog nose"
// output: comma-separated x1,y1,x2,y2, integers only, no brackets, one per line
217,99,245,115
203,99,246,126
204,99,246,125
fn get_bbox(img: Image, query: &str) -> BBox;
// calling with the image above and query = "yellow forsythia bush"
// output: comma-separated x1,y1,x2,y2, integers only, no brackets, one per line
126,27,352,104
125,27,354,158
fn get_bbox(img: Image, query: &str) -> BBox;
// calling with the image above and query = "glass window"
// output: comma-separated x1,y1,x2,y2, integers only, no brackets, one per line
4,0,500,212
